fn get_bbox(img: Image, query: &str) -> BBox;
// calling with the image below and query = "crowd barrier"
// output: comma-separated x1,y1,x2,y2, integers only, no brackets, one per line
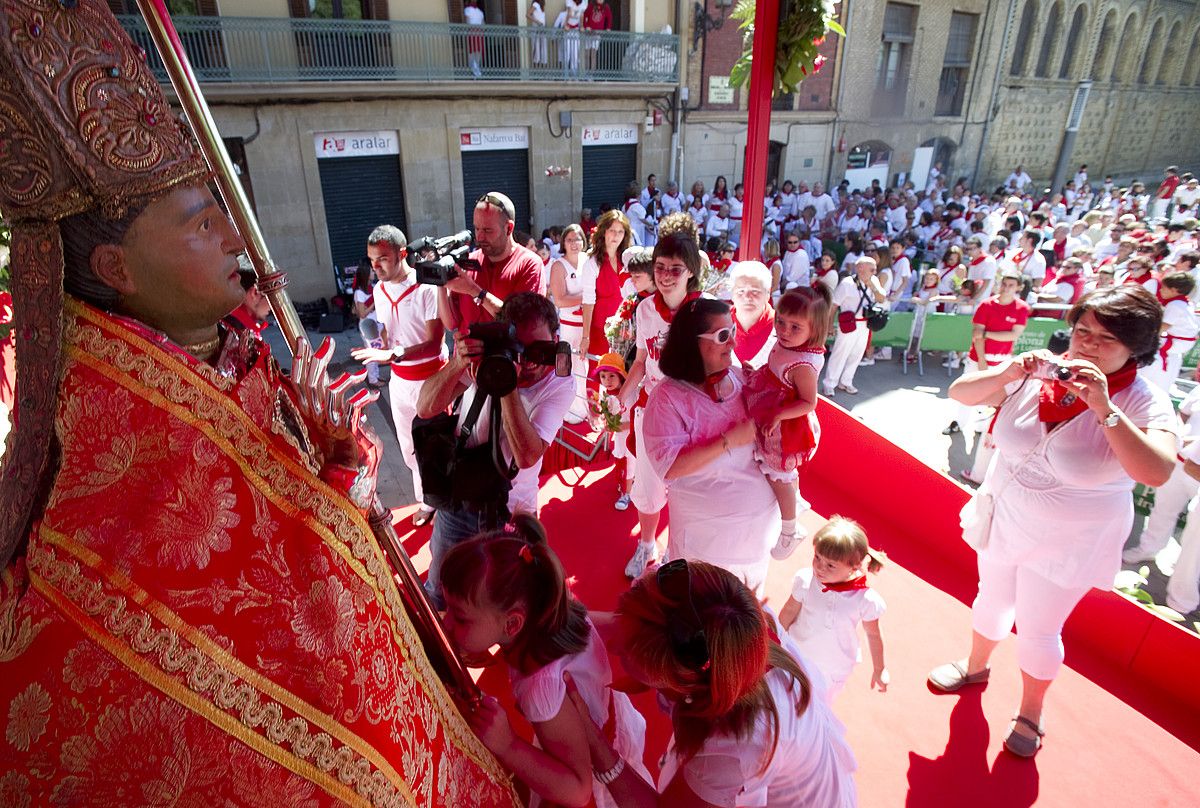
803,398,1200,748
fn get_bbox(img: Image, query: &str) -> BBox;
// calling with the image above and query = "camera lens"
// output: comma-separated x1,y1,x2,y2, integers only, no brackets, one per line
476,356,518,397
1053,365,1073,381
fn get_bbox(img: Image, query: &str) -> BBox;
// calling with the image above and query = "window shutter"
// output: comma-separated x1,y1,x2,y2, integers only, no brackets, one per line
287,0,309,19
504,0,516,25
448,1,464,23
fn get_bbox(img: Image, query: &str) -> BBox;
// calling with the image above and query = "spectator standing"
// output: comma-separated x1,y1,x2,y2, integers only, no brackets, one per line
823,258,887,396
779,231,812,292
464,0,485,77
707,175,730,215
580,209,632,359
439,191,544,333
729,183,746,247
659,180,683,215
582,0,612,74
1152,166,1180,220
561,0,586,76
813,251,840,298
352,225,447,528
549,224,591,422
625,182,651,246
527,1,548,67
351,258,382,385
1139,272,1198,392
1005,164,1032,194
638,173,658,208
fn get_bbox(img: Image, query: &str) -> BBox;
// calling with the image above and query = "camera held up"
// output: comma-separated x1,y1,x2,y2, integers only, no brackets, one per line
1032,361,1076,382
467,321,572,397
410,230,479,286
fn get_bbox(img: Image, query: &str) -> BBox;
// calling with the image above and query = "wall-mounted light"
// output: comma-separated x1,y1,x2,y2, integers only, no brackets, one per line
692,1,734,51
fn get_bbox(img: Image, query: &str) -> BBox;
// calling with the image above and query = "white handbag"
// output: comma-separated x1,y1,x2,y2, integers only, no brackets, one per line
960,491,995,551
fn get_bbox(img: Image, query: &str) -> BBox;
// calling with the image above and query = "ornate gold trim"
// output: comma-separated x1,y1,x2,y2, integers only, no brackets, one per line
26,541,381,808
59,300,514,793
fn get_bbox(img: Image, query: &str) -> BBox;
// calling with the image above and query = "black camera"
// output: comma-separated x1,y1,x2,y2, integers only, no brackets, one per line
467,321,572,396
410,230,480,286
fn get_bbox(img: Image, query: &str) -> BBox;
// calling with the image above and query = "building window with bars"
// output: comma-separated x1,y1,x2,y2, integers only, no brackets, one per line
875,3,917,117
935,12,977,117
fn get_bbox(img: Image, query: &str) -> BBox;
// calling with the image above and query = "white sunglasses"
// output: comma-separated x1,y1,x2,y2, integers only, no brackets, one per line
697,327,734,345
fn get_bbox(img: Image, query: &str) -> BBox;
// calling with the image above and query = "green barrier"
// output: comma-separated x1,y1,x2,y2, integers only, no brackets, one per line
918,313,976,352
1012,317,1067,353
870,311,914,348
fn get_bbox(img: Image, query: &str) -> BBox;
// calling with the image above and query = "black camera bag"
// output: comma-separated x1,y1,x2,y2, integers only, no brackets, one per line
412,391,517,513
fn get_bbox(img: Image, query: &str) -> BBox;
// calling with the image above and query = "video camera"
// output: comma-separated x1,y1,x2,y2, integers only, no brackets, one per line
467,321,572,397
409,230,480,286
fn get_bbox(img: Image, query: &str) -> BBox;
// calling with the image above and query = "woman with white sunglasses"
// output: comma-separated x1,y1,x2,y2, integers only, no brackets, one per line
641,296,782,594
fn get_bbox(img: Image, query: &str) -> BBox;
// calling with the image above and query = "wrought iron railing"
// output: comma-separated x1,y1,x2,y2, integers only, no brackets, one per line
116,15,679,85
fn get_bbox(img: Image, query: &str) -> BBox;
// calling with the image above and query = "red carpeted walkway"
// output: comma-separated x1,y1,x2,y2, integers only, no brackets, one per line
391,424,1198,806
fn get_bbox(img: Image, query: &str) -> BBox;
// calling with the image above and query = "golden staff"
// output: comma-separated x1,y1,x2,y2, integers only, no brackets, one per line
132,0,479,704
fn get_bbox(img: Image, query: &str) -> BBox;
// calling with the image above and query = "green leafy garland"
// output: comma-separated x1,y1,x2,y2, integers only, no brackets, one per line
728,0,844,96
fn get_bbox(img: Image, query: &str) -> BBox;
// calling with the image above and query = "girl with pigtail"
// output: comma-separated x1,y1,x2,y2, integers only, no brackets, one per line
439,514,649,808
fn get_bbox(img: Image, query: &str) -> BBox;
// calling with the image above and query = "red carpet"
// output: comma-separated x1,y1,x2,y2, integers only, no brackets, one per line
389,415,1199,806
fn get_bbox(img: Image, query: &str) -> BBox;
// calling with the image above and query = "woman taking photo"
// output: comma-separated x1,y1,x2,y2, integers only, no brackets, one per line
550,223,590,422
567,561,857,806
929,285,1176,758
731,261,777,370
641,297,780,592
580,209,632,361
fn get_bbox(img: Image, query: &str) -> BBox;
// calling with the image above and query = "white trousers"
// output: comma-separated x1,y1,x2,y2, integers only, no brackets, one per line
559,322,589,420
971,555,1092,681
824,323,869,389
1140,460,1198,554
388,373,426,505
1137,349,1187,393
1168,495,1200,613
629,405,667,514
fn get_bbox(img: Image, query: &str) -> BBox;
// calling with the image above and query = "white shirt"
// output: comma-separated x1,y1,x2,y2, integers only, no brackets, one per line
372,276,442,366
885,205,907,234
529,1,545,25
811,193,836,221
639,186,657,208
728,196,744,221
787,568,886,685
656,665,857,807
888,255,912,299
1010,248,1047,284
642,375,780,574
459,369,575,515
659,191,683,216
354,287,377,323
625,200,649,245
1174,184,1200,207
780,248,811,290
1161,297,1199,343
549,255,585,326
705,215,731,242
464,5,484,24
687,205,708,228
979,374,1177,588
965,254,997,300
832,275,869,315
1006,170,1032,191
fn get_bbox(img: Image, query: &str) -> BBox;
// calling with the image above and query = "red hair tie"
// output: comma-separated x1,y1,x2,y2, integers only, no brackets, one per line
518,544,534,564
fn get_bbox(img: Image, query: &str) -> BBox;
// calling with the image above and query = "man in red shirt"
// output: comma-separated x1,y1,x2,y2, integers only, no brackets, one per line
439,191,545,332
1153,165,1181,221
582,0,613,73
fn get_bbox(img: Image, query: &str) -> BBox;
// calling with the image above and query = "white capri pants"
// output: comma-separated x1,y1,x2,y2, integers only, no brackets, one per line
559,322,589,420
389,373,426,504
971,555,1092,681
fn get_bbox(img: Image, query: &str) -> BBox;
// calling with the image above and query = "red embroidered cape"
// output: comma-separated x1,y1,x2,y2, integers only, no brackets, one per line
0,301,517,807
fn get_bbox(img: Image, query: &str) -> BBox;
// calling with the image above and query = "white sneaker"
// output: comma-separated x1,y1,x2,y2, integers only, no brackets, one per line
771,527,806,561
614,493,631,511
1122,542,1161,565
858,358,875,367
624,543,658,578
821,385,836,397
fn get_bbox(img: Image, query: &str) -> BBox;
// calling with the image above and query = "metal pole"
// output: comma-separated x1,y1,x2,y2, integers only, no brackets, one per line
737,0,780,261
133,0,480,705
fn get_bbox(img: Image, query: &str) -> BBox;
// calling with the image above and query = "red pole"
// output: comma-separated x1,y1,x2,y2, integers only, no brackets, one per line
738,0,780,262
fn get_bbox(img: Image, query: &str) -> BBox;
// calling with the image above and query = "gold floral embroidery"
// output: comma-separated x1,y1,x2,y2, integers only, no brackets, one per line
290,576,358,657
29,538,410,808
0,771,31,808
6,682,51,752
0,566,50,663
62,301,512,789
61,641,117,694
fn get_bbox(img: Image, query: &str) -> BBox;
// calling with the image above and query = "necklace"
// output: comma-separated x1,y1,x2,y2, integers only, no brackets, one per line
180,334,221,359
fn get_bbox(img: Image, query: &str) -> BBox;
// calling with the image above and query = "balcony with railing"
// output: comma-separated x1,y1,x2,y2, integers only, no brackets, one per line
116,15,679,87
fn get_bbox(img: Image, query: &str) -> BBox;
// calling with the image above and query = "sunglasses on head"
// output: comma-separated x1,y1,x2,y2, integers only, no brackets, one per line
656,560,711,673
697,326,734,344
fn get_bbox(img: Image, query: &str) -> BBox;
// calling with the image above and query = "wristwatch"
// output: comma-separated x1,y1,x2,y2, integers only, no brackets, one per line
1100,409,1121,428
474,287,488,305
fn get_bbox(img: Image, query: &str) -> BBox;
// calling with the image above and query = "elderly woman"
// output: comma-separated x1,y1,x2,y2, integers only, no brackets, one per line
641,297,780,592
929,286,1176,758
822,257,887,397
549,223,590,422
730,261,777,370
568,561,857,806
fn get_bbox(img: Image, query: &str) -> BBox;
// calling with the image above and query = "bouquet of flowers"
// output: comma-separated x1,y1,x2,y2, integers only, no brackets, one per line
604,295,641,357
588,389,625,434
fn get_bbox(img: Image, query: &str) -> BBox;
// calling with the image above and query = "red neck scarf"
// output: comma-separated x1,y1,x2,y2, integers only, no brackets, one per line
734,306,774,364
702,369,730,402
652,290,700,323
822,575,869,593
1053,239,1068,262
1156,286,1175,306
1125,269,1153,286
1038,358,1137,423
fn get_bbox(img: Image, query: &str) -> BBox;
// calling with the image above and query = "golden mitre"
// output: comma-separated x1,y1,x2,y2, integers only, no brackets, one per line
0,0,209,561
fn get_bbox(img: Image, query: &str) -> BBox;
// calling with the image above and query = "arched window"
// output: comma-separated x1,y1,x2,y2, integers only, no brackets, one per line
1156,21,1182,84
1188,27,1200,85
1010,0,1038,76
1035,2,1062,77
1139,18,1165,84
1058,6,1087,79
1091,10,1117,80
1111,14,1140,82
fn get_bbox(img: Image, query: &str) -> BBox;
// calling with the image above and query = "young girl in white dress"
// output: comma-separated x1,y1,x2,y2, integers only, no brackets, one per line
440,515,650,808
780,516,889,701
743,287,832,561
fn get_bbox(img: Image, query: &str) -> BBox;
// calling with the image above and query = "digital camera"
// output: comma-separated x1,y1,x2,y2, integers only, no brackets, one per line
467,321,572,396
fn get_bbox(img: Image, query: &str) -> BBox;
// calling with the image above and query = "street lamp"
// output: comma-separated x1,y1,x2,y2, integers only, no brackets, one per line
692,0,735,51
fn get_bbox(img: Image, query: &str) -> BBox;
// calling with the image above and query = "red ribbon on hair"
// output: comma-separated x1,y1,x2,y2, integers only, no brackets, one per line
1038,358,1137,423
821,575,869,593
518,544,534,564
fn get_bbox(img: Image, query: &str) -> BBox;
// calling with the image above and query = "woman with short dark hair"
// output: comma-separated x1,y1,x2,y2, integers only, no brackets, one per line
929,285,1177,758
641,296,781,592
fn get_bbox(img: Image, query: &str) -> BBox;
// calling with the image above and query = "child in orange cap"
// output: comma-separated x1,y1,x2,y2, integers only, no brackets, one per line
590,353,634,510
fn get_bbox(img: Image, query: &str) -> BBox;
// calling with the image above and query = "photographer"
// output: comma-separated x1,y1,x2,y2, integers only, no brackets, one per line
417,291,574,608
438,191,544,333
